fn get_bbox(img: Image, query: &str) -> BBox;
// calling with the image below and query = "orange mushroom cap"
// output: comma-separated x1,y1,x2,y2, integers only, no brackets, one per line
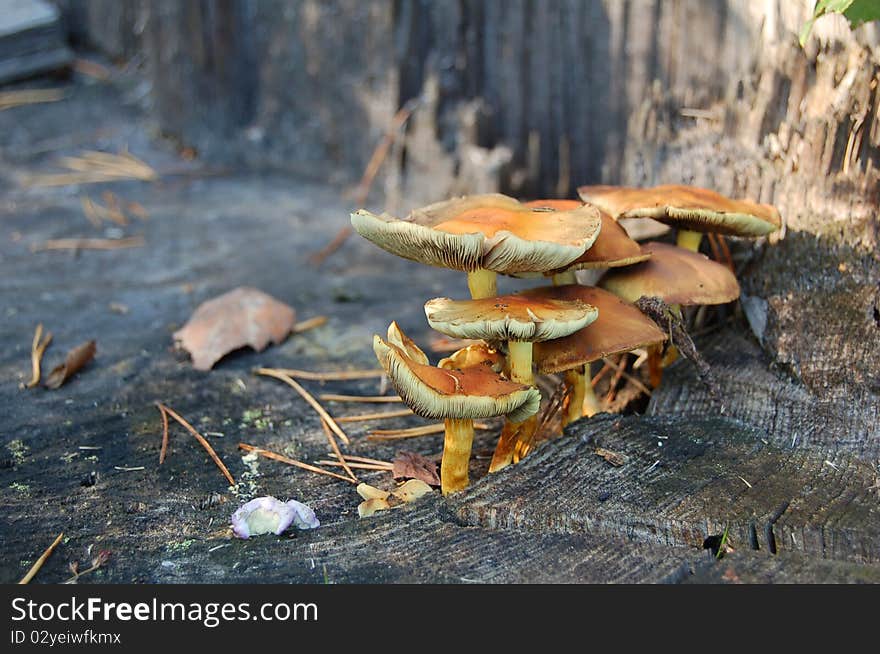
524,199,650,271
597,241,740,306
577,184,781,237
425,289,598,343
373,328,540,423
532,285,668,374
351,194,602,274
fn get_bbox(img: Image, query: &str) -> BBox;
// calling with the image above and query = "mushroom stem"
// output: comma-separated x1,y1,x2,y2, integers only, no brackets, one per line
647,344,663,388
582,380,602,417
676,229,703,252
507,340,534,385
467,269,498,299
552,270,578,285
491,340,536,472
563,367,586,427
490,415,536,472
441,418,474,495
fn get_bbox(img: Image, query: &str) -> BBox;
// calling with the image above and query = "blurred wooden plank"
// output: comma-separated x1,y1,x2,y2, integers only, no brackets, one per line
0,0,72,84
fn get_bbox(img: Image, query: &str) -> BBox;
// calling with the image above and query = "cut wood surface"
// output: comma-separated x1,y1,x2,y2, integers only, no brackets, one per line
454,415,880,565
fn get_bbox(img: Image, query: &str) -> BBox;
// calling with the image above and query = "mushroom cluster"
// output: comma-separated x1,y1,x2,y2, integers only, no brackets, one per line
352,187,780,494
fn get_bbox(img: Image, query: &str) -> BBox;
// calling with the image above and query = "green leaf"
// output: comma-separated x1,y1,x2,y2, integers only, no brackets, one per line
798,0,880,46
843,0,880,28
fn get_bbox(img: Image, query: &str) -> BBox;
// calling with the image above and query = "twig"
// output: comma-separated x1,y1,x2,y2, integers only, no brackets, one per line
336,408,414,423
320,394,402,403
0,89,64,111
156,403,235,486
32,237,145,252
80,196,102,227
590,361,613,388
635,297,719,404
314,460,392,471
26,323,52,388
368,422,490,440
600,357,652,396
238,443,355,483
255,368,350,445
114,466,145,471
19,532,64,584
604,353,628,403
266,368,384,381
63,550,111,584
72,58,112,81
309,98,420,266
292,316,328,334
157,403,169,464
330,454,393,466
320,419,357,482
23,150,157,187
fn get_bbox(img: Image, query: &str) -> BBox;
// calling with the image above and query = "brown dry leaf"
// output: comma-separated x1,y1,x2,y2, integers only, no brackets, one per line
391,479,433,503
44,341,96,389
595,447,629,467
173,287,296,370
357,497,391,518
392,451,440,486
356,483,390,501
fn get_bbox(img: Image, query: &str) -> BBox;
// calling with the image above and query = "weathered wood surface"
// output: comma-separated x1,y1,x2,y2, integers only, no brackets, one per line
455,415,880,565
650,327,880,460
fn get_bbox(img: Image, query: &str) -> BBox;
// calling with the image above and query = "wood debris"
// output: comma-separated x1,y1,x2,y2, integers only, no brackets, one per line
268,368,384,381
238,443,355,483
320,418,357,482
595,447,629,467
291,315,328,334
320,393,402,403
23,150,158,187
32,236,145,252
44,340,96,389
25,323,52,388
156,403,235,486
336,408,414,423
19,532,64,584
0,88,64,111
256,368,350,445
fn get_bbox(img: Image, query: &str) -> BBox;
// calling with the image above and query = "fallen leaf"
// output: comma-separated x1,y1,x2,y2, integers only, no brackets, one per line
44,341,96,389
595,447,629,467
357,497,391,518
173,287,296,370
356,483,391,501
392,451,440,486
391,479,433,503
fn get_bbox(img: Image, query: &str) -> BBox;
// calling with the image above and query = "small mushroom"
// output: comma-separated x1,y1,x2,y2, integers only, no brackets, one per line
597,241,740,386
531,285,667,423
373,324,540,495
424,289,597,471
351,194,602,299
577,184,781,252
